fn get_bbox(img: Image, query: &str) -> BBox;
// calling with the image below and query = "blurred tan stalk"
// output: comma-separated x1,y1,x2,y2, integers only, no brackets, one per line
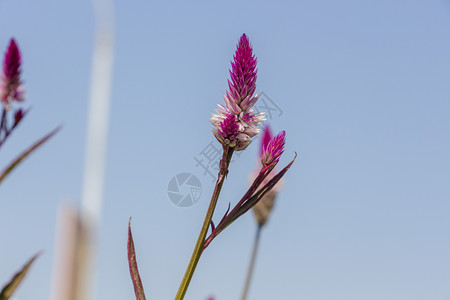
50,204,91,300
78,0,115,299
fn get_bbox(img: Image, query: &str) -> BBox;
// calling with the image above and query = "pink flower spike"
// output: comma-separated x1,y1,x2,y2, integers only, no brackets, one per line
0,39,25,106
261,131,286,167
211,34,265,150
229,34,258,108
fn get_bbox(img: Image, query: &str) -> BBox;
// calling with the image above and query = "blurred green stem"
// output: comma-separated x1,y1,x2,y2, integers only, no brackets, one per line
175,146,233,300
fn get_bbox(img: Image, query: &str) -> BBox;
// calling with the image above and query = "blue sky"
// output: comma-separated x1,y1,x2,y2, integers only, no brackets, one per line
0,0,449,299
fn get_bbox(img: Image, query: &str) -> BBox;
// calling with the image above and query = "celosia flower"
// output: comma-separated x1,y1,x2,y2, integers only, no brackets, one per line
252,126,284,226
261,130,285,167
0,39,25,106
211,34,265,150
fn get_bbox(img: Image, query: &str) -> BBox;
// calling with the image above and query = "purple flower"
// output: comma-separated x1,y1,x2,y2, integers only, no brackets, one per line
211,34,265,150
261,130,286,167
0,39,25,106
212,113,251,150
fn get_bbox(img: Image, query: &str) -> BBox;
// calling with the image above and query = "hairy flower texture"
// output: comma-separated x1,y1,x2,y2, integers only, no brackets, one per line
0,39,24,106
211,34,265,150
261,130,286,167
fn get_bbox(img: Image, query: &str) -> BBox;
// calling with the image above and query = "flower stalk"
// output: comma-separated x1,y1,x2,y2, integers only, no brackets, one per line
175,146,234,300
240,224,262,300
176,34,262,299
131,34,295,300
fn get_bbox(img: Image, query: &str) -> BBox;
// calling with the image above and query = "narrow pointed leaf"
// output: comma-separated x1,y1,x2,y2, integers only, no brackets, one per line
222,202,231,219
0,252,40,300
233,154,297,223
206,154,296,245
0,125,61,185
128,219,147,300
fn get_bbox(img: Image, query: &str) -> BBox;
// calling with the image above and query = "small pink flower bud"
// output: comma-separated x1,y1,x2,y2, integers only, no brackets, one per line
261,131,286,167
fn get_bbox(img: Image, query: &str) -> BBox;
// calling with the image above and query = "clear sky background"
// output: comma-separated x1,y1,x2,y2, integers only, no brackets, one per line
0,1,449,300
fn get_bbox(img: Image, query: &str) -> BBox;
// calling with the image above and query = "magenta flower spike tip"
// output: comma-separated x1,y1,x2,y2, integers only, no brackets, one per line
0,39,25,106
229,34,257,106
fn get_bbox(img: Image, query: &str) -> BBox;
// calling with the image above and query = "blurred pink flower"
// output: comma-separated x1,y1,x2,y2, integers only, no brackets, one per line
0,39,25,107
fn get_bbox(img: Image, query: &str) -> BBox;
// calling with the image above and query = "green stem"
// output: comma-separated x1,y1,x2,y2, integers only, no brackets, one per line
241,225,262,300
174,146,233,300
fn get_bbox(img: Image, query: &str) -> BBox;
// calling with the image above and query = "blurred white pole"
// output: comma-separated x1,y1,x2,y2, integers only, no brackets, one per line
79,0,115,299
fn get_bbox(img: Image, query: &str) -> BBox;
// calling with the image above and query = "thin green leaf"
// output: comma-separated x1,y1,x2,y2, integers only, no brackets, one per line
128,219,147,300
0,252,40,300
0,126,61,185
